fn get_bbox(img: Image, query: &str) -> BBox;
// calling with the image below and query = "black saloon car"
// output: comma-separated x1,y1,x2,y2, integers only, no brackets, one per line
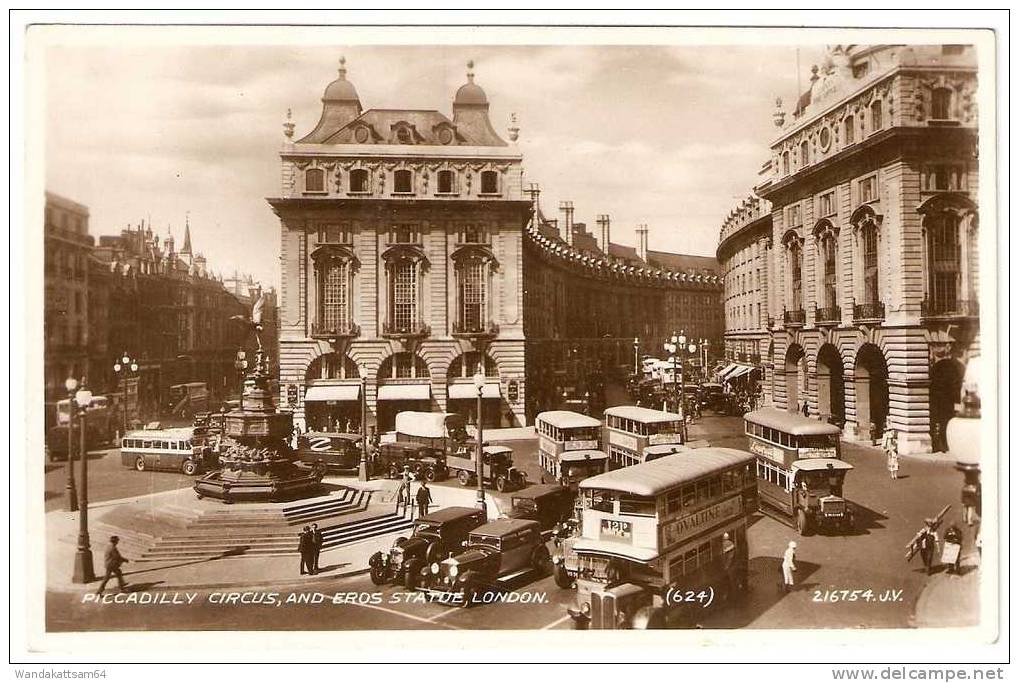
377,441,448,481
368,506,487,587
507,484,576,533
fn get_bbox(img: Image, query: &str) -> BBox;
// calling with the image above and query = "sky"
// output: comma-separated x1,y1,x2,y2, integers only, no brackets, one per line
43,39,828,289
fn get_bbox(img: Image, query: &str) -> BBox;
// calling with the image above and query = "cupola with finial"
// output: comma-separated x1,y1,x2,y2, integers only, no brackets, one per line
452,60,507,146
297,56,364,143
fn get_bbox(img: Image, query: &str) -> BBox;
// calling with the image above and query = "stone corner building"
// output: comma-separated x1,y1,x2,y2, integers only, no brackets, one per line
271,60,529,431
747,44,979,455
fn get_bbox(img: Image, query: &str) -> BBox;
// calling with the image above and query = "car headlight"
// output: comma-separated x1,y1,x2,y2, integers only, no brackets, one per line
580,602,591,617
448,564,459,578
431,562,440,574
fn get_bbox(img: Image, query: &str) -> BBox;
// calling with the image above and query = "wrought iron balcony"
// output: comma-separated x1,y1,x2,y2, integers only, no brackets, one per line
451,321,499,339
382,321,430,339
853,301,886,321
814,305,841,324
921,298,979,319
783,309,806,326
310,321,359,340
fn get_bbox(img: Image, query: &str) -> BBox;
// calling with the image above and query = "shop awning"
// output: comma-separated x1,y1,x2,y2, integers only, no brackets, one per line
727,365,754,380
717,363,738,380
377,383,431,401
304,384,360,402
447,383,501,400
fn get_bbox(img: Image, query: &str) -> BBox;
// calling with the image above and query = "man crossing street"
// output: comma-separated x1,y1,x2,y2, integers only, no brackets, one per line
782,541,797,592
97,535,130,596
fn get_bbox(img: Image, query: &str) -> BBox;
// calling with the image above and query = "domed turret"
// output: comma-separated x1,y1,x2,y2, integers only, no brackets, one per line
297,56,364,143
453,60,488,107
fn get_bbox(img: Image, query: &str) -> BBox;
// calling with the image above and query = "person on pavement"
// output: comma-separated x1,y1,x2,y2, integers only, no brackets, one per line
298,526,314,575
782,541,797,592
97,535,129,596
883,428,900,480
416,480,433,518
919,518,940,575
310,523,324,574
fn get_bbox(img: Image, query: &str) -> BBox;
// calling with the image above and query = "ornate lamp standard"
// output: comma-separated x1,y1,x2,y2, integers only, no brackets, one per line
663,334,679,414
71,382,96,584
473,368,487,515
633,337,640,375
112,353,138,438
358,364,369,482
64,376,79,512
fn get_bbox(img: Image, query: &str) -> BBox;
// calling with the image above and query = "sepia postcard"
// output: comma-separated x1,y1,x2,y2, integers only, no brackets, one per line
12,14,1005,670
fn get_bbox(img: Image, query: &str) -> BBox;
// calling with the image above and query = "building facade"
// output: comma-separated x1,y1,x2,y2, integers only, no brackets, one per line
275,59,724,432
753,44,979,455
44,192,93,411
716,195,773,384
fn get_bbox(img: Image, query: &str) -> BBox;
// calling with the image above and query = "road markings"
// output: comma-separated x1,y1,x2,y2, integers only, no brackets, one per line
430,604,463,620
541,614,573,630
352,601,461,629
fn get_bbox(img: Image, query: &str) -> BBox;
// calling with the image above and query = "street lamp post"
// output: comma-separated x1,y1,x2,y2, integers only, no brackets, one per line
663,334,679,414
633,337,640,375
113,353,138,439
358,365,369,481
72,383,95,584
64,377,79,512
473,368,487,515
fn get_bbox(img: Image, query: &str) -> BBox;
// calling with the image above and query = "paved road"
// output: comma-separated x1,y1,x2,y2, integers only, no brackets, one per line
47,414,974,630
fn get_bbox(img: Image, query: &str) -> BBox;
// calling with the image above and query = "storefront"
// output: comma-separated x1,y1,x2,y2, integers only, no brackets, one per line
376,382,431,432
447,380,503,428
303,382,362,432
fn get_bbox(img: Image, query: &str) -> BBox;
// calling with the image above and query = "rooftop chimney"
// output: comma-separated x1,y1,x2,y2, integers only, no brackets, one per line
636,224,649,263
526,182,541,224
559,201,574,246
596,214,611,255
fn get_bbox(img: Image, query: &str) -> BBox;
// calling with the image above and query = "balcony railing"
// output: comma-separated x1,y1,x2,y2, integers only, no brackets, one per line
853,301,886,321
814,305,841,324
783,309,806,326
921,298,979,319
382,321,430,338
310,321,359,339
451,321,499,338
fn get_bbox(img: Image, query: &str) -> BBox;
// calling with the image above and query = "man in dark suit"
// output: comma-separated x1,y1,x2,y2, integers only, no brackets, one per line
298,526,313,575
415,481,433,518
310,523,324,574
97,535,129,595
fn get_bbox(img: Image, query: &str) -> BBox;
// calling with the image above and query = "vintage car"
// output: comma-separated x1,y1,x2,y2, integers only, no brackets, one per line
368,506,487,587
295,432,363,471
447,444,527,492
376,441,448,481
423,518,552,607
507,484,576,533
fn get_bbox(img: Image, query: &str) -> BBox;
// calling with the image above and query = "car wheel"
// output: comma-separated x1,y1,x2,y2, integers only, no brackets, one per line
425,467,437,482
403,560,423,590
182,460,199,476
531,545,553,576
462,582,482,609
796,508,811,536
553,562,575,589
495,475,508,493
135,456,146,472
368,553,387,586
457,470,471,487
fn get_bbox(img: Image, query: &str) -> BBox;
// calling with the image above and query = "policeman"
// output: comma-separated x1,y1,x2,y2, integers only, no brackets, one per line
782,541,797,592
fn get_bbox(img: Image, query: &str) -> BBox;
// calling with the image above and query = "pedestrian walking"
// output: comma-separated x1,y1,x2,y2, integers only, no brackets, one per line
416,480,433,518
781,541,797,592
395,483,408,516
883,428,899,480
918,518,940,575
298,525,314,575
801,400,809,417
310,523,323,574
97,535,129,595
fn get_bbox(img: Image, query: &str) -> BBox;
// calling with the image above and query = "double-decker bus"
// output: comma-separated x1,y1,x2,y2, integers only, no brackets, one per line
566,448,758,629
602,406,685,469
535,411,609,488
744,408,854,535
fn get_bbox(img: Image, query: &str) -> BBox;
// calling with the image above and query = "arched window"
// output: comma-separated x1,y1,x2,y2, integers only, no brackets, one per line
457,257,488,333
316,256,350,333
449,352,497,378
799,141,809,167
389,258,418,333
870,99,883,132
306,353,359,380
437,169,455,194
305,168,325,193
931,87,953,120
927,212,961,313
480,170,499,194
394,169,413,194
861,221,880,306
844,114,855,144
349,169,369,193
379,352,429,380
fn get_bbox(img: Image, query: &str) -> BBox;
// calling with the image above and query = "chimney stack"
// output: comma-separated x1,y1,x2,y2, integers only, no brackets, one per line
596,214,611,255
559,201,575,246
526,182,541,223
636,224,649,262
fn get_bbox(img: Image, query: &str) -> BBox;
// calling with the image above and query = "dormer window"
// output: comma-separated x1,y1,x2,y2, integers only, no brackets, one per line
396,127,413,144
305,168,326,193
480,170,499,195
349,169,369,194
437,169,456,195
394,169,414,194
354,126,370,144
438,128,454,145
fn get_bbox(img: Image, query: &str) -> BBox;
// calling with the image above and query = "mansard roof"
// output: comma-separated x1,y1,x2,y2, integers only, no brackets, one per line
319,108,506,147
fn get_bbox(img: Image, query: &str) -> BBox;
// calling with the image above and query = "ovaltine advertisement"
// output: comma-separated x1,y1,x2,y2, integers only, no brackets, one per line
659,496,744,550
